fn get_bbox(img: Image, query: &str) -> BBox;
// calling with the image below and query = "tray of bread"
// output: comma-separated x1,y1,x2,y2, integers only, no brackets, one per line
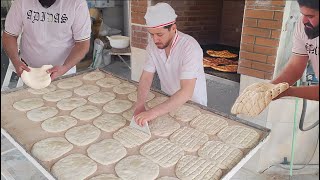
1,68,270,180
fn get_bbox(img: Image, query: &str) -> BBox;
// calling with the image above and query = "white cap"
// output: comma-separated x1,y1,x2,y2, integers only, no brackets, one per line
144,3,177,28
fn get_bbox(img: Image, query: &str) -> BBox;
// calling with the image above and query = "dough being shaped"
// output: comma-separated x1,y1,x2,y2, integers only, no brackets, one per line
83,71,105,81
128,91,155,102
57,79,83,89
115,155,159,180
28,84,56,95
88,92,116,104
51,154,97,180
149,115,180,137
113,126,151,148
41,116,77,133
93,114,126,132
65,124,101,146
190,114,228,135
113,83,137,94
89,174,121,180
27,106,58,122
31,137,73,161
42,90,73,102
21,65,53,89
147,96,168,108
103,99,133,114
13,97,44,111
57,97,87,111
96,77,121,88
87,139,127,165
74,85,100,96
169,105,201,122
70,105,102,121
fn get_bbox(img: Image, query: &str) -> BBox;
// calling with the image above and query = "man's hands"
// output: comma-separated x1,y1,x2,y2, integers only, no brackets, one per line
13,60,30,77
47,65,69,80
133,103,157,127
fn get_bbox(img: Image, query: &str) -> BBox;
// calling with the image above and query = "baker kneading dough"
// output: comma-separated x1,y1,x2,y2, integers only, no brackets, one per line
231,82,289,117
21,65,53,89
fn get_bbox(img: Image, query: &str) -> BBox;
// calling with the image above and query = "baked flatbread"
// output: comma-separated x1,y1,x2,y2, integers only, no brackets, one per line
206,50,238,58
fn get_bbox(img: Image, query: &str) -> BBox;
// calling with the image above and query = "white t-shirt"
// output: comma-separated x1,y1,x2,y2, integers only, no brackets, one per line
144,30,208,106
292,17,319,79
5,0,91,68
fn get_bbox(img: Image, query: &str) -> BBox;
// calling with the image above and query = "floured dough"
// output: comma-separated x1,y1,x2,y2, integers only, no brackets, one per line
113,83,137,94
147,96,168,108
28,84,56,94
65,124,101,146
190,114,228,135
149,115,180,137
70,105,102,121
140,138,184,168
175,155,222,180
74,85,100,96
113,126,151,148
13,98,44,111
21,65,53,89
157,177,179,180
27,106,58,122
231,82,289,116
41,116,77,133
56,97,87,111
51,153,97,180
169,127,208,152
96,77,121,88
103,99,133,114
122,108,134,121
57,79,83,89
198,141,243,170
169,105,201,122
93,114,126,132
31,137,73,161
43,90,73,102
89,174,121,180
83,71,105,81
115,155,159,180
88,92,116,104
128,91,155,102
87,139,127,165
217,125,260,149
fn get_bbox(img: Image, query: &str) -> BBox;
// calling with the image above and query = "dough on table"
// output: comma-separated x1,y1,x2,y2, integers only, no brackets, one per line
217,125,260,149
147,96,168,108
169,105,201,122
83,71,105,81
21,65,53,89
103,99,133,114
87,139,127,165
169,127,208,152
88,92,116,104
51,153,97,180
231,82,289,116
93,114,126,132
122,108,134,121
96,77,121,88
28,84,56,94
140,138,184,168
26,106,59,122
31,137,73,161
115,155,159,180
57,79,83,89
74,85,100,96
65,124,101,146
56,97,87,111
13,97,44,111
149,115,180,137
157,177,179,180
190,114,228,135
128,91,155,102
198,141,243,170
42,90,73,102
70,105,102,121
113,126,151,148
41,116,77,133
175,155,222,180
89,174,121,180
112,83,137,94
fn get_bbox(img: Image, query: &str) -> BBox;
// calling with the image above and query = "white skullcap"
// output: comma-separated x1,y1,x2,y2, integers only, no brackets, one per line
144,3,177,28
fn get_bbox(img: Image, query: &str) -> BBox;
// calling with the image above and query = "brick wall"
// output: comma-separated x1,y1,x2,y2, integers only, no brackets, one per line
131,0,148,49
219,0,245,47
238,0,286,80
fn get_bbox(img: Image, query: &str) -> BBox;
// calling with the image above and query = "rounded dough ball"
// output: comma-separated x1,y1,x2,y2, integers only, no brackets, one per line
41,116,77,133
13,98,44,111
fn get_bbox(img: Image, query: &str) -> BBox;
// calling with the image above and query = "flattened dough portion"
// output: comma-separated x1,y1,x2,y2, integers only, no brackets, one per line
28,84,56,94
169,105,201,122
96,77,121,88
83,71,105,81
115,155,159,180
56,97,87,111
89,174,121,180
190,114,228,135
128,91,155,102
13,98,44,111
71,105,102,121
87,139,127,165
103,99,132,114
147,97,168,108
122,108,134,121
65,124,101,146
57,79,83,89
217,125,260,149
74,85,100,96
43,90,73,102
31,137,73,161
41,116,77,133
149,115,180,137
51,154,97,180
113,83,137,94
113,126,151,148
88,92,116,104
157,177,179,180
93,114,126,132
27,106,59,122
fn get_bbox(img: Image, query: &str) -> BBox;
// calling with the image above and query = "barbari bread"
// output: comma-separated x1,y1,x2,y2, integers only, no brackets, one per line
207,50,238,58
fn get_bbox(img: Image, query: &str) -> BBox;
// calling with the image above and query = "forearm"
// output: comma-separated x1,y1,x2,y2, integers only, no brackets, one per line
2,33,20,63
281,85,319,101
63,40,90,70
136,71,154,107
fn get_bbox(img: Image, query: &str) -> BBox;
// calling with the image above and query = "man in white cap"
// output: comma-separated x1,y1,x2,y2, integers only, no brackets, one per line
134,3,207,126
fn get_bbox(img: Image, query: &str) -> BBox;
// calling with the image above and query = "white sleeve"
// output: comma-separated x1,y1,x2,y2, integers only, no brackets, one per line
4,0,23,36
72,1,91,42
143,45,156,73
292,19,308,56
180,43,203,80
